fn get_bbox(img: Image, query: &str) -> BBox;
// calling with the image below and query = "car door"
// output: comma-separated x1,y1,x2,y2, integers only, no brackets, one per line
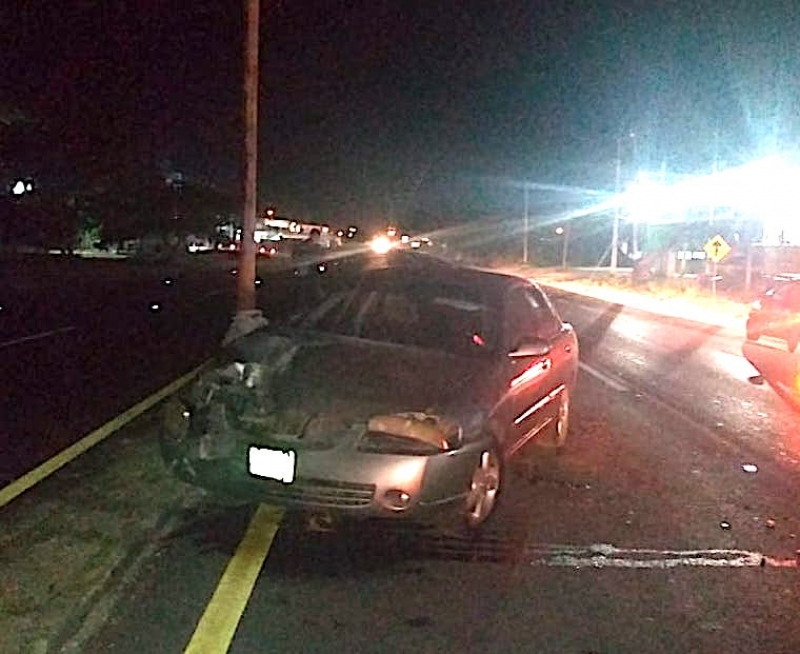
500,283,572,454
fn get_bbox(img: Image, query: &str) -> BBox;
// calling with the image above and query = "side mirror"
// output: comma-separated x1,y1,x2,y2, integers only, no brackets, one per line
507,337,551,358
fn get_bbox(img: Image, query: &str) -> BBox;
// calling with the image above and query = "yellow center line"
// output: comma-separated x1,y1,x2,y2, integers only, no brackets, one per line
0,363,208,510
184,504,284,654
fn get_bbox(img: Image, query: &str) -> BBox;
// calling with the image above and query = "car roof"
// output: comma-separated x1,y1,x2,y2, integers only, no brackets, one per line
359,252,528,297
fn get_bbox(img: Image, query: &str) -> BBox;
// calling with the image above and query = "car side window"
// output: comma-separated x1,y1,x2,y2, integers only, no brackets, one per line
504,286,562,348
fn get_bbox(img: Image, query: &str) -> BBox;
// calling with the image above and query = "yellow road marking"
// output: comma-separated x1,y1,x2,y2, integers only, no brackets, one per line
184,504,284,654
0,363,207,509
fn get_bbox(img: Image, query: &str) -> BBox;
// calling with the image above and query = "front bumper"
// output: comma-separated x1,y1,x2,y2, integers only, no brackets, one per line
162,433,485,521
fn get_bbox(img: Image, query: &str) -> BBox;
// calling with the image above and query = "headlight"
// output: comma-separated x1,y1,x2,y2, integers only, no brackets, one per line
359,432,443,456
357,412,462,455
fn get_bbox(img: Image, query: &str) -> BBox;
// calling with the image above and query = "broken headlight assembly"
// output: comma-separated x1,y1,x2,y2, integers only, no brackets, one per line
357,412,462,456
162,397,191,442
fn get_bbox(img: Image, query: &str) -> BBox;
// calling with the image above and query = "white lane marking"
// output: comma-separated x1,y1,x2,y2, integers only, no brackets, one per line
526,543,796,569
0,325,76,350
708,349,761,381
579,361,629,392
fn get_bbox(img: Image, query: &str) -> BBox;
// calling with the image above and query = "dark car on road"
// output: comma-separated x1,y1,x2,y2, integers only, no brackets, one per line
161,256,579,531
746,276,800,352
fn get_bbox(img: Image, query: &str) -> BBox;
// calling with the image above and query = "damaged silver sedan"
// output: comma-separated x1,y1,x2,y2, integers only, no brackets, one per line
161,258,579,530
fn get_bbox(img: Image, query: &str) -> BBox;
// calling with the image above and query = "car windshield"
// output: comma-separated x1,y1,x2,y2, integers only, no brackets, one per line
303,278,499,356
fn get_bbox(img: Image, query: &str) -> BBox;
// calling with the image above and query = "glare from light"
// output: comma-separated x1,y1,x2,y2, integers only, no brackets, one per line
12,180,25,195
555,226,564,235
370,235,395,254
510,359,551,389
619,155,800,237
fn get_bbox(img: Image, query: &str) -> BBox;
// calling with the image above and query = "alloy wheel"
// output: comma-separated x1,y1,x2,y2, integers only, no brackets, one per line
465,449,501,528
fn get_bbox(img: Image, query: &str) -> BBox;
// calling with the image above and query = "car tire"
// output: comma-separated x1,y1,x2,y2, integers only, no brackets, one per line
461,446,503,531
549,387,571,450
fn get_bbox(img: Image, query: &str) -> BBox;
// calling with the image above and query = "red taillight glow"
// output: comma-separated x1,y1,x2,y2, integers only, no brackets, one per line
472,333,485,347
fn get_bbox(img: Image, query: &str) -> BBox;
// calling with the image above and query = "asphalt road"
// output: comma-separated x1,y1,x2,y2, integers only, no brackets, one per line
63,281,800,654
0,253,337,486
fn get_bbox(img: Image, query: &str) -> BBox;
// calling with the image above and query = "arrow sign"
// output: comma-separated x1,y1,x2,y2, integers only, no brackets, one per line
703,234,732,263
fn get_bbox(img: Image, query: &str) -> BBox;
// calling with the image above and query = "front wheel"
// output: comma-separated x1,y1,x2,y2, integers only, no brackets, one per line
463,447,503,530
549,387,571,449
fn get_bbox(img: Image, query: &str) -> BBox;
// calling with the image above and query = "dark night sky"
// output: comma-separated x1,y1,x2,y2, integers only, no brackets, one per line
2,0,799,226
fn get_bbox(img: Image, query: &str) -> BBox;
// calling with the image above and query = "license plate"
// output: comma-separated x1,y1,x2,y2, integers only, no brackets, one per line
248,446,296,484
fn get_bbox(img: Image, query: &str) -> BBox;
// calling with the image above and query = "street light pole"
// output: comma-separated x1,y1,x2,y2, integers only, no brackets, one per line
630,132,638,256
611,137,621,270
523,184,529,264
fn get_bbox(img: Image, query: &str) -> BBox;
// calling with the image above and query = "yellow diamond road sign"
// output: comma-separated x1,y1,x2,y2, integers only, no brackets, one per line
703,234,732,263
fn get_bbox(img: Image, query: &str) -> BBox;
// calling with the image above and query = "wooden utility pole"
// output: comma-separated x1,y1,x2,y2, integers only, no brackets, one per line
237,0,259,312
224,0,265,345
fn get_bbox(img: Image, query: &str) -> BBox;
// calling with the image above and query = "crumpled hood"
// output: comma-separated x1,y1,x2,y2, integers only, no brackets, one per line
183,332,497,454
231,331,493,421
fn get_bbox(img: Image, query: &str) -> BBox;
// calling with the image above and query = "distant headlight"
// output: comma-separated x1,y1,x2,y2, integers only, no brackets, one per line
358,412,462,455
370,235,395,255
